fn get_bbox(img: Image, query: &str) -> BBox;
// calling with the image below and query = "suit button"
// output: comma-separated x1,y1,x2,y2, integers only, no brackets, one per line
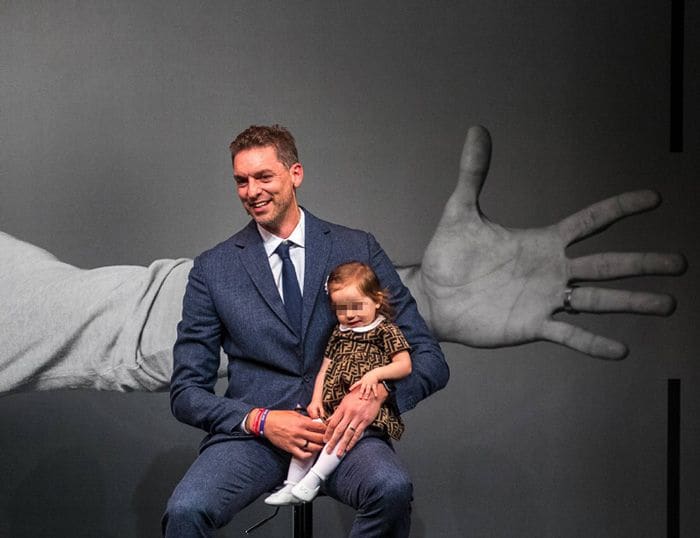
303,374,312,383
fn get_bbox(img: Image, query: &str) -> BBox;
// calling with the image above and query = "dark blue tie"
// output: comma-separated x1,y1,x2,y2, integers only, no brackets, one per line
275,241,302,336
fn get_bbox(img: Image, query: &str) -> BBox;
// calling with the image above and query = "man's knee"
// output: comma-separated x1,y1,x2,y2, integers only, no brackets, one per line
162,490,224,535
378,471,413,505
361,463,413,509
355,467,413,536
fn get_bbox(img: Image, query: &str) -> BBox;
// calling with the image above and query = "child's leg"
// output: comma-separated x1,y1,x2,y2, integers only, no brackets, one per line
291,435,363,502
287,454,316,483
264,419,322,505
264,455,316,505
308,443,344,480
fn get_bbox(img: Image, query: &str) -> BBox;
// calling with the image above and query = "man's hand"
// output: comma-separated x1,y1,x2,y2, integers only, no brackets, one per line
324,386,387,456
262,410,326,460
403,125,687,359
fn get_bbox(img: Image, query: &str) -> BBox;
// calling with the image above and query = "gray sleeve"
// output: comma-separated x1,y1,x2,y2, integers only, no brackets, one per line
0,230,192,395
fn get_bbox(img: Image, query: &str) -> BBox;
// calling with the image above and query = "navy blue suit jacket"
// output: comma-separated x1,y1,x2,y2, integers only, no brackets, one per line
170,210,449,448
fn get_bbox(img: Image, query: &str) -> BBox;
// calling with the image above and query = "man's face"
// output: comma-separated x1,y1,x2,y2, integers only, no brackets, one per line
233,145,303,237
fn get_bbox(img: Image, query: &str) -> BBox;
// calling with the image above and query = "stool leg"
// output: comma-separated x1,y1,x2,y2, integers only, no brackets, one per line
292,501,313,538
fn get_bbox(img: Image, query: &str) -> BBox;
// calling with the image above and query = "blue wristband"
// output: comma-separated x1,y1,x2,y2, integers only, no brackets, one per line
258,409,271,437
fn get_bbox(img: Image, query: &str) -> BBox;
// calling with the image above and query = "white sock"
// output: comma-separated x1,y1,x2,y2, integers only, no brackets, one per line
286,454,315,483
282,418,325,483
308,443,343,480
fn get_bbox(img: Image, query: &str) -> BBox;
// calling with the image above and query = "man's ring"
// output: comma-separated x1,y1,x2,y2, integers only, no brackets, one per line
563,286,578,314
348,426,356,432
303,439,309,448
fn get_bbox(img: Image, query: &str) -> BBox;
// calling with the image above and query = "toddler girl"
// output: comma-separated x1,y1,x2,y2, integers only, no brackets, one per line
265,261,413,505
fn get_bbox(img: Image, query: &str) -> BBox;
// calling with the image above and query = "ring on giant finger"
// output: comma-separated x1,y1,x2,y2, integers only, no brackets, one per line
563,285,578,314
303,439,309,448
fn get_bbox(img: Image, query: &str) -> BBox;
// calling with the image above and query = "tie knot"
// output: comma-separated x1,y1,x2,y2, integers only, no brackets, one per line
275,241,292,260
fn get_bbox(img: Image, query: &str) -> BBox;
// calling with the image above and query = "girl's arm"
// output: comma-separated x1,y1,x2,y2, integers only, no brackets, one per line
350,350,412,400
307,357,332,419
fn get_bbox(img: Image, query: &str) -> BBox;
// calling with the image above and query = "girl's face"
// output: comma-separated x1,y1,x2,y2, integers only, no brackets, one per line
329,283,380,328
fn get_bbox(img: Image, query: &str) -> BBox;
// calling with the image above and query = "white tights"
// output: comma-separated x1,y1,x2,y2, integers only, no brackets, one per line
284,419,362,485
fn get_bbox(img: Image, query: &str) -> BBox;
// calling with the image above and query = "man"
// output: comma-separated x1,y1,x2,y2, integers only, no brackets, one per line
162,125,448,536
0,126,686,397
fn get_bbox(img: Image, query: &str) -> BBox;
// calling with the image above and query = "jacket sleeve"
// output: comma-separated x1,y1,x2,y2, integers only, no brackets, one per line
367,234,449,414
169,256,248,434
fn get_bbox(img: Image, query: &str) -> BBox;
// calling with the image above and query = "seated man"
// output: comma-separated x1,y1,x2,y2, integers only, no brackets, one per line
163,124,448,536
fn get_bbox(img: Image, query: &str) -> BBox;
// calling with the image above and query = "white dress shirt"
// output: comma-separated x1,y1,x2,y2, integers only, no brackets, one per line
256,208,306,300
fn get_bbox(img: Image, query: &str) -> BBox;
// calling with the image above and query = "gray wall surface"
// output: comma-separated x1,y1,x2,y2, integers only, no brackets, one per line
1,1,698,536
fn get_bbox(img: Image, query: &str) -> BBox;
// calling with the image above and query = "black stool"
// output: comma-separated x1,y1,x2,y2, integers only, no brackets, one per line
243,501,314,537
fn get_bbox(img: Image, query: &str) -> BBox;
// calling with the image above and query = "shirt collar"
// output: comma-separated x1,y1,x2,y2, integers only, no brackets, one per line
258,208,306,257
338,315,385,333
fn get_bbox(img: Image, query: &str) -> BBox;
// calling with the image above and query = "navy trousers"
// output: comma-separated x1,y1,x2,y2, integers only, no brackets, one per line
162,434,412,537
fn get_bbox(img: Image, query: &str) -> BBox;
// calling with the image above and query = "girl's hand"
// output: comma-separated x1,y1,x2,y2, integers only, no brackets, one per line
307,400,325,419
350,372,381,400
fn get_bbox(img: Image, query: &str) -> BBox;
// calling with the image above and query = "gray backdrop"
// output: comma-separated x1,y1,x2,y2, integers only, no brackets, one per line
1,1,698,536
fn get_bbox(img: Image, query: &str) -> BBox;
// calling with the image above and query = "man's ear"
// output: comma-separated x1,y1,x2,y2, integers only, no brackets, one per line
290,162,304,188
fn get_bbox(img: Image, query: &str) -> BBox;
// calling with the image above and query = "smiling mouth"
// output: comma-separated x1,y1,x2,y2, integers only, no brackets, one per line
249,200,271,209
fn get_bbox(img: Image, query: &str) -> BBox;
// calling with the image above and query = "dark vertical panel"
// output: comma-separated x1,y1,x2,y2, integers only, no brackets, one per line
667,379,680,538
670,0,684,152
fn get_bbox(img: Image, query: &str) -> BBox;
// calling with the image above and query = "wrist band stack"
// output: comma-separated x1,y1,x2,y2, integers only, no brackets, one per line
258,409,270,437
249,408,271,437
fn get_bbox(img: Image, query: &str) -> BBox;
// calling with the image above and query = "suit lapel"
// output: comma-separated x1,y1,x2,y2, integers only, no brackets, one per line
302,211,332,339
235,221,294,333
234,212,334,341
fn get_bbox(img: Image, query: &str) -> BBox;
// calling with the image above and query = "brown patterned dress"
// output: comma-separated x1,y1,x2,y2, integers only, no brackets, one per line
321,318,410,440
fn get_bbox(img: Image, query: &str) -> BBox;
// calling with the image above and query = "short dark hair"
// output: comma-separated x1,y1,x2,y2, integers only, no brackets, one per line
229,124,299,167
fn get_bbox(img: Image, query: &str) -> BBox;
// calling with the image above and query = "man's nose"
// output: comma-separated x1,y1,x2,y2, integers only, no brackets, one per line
247,178,262,197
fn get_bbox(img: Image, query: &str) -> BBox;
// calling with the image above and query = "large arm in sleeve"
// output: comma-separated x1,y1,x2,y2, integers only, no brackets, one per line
0,230,190,395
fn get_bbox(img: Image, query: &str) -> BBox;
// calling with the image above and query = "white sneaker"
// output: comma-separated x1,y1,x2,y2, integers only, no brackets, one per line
291,473,321,502
264,482,302,506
